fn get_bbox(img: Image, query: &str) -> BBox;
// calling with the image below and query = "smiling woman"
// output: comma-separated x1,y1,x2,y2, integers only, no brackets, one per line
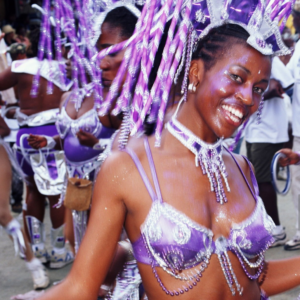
36,1,300,300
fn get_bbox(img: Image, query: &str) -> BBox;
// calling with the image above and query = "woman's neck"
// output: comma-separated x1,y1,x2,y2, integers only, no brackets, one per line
175,100,219,144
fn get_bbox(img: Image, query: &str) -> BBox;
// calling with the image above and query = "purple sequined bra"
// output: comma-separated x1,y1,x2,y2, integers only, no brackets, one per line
56,95,115,162
124,138,275,296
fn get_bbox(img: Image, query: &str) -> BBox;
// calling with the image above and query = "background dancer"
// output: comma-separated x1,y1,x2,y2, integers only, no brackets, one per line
29,6,142,298
0,115,49,290
28,5,138,253
0,36,74,269
36,1,300,300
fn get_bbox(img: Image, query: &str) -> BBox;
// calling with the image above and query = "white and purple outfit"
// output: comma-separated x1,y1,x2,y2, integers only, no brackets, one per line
56,95,115,252
12,58,72,196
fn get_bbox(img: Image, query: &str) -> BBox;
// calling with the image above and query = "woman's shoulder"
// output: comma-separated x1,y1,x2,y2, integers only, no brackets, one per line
101,134,147,174
228,151,255,188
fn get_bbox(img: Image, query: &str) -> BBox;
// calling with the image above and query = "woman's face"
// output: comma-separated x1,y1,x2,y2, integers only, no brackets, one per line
190,42,271,141
96,23,128,93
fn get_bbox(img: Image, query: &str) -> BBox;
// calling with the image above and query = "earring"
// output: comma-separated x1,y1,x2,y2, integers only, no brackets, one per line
256,98,264,124
188,83,197,93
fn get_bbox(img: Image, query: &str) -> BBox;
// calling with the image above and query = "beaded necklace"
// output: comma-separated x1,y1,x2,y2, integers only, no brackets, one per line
166,101,230,204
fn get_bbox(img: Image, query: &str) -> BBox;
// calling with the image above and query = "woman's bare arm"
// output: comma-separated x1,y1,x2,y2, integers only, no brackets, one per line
37,151,128,300
0,116,10,137
0,67,18,91
260,257,300,296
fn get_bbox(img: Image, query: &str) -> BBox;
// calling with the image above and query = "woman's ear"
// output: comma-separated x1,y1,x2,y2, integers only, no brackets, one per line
188,59,205,88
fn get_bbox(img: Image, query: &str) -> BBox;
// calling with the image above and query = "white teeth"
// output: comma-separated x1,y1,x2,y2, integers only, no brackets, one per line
229,115,239,123
222,104,244,120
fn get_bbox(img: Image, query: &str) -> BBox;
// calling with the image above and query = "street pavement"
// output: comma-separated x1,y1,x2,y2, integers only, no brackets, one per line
0,209,72,300
1,149,300,299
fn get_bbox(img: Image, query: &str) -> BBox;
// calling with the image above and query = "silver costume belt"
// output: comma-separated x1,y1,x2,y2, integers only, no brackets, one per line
65,156,102,179
16,108,59,127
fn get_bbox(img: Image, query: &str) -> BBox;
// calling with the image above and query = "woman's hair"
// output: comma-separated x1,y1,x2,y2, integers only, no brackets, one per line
192,24,250,70
103,6,138,38
144,24,251,136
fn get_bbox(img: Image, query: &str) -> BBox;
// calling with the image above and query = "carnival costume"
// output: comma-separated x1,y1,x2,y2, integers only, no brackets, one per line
89,0,294,298
111,239,142,300
56,94,115,253
0,138,50,289
11,57,73,266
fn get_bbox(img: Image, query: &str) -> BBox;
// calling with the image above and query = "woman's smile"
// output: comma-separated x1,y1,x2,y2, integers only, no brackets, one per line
221,103,245,127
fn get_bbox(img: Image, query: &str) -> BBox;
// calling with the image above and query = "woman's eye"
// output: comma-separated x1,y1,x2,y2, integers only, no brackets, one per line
254,87,264,95
108,52,118,58
230,74,242,83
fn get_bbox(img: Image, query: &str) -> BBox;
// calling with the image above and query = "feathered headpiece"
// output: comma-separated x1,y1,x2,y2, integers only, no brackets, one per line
93,0,295,147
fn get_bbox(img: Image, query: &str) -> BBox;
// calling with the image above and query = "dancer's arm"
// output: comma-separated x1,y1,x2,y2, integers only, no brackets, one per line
260,258,300,296
37,151,127,300
0,116,10,137
0,67,18,91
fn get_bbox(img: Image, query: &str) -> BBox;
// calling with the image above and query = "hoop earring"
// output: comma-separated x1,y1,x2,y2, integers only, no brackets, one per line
188,83,197,93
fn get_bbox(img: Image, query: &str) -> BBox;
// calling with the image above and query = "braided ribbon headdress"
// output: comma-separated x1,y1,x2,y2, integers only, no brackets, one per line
32,0,144,111
92,0,295,148
33,0,295,147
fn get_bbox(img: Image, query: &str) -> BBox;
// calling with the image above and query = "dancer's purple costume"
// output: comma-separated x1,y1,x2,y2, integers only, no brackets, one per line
15,120,58,177
56,95,115,252
13,109,66,197
12,58,71,196
124,138,274,299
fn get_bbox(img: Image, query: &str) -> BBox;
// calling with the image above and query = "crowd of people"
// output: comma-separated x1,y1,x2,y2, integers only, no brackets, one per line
2,0,300,300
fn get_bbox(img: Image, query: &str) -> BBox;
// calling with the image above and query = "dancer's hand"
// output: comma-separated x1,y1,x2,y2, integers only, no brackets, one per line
76,129,98,147
27,134,47,149
264,79,284,99
277,149,300,166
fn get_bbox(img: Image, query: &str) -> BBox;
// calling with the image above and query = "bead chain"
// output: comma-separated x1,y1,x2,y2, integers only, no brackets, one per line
167,117,230,204
142,233,211,296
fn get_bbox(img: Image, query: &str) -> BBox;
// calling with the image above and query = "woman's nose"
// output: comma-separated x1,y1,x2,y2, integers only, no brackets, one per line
99,56,110,70
235,87,253,106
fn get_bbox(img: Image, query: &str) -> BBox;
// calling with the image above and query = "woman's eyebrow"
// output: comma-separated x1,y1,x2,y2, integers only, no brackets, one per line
232,64,269,83
233,64,251,74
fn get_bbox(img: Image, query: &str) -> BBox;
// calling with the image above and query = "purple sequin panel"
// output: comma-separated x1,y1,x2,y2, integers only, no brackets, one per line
46,153,58,180
190,1,211,37
227,0,259,24
265,34,280,52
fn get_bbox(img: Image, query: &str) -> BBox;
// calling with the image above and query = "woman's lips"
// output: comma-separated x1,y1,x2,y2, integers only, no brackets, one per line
102,78,111,87
221,104,245,127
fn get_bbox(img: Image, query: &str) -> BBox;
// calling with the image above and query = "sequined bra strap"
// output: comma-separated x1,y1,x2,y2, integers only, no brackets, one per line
225,148,258,200
144,138,163,202
122,147,158,202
